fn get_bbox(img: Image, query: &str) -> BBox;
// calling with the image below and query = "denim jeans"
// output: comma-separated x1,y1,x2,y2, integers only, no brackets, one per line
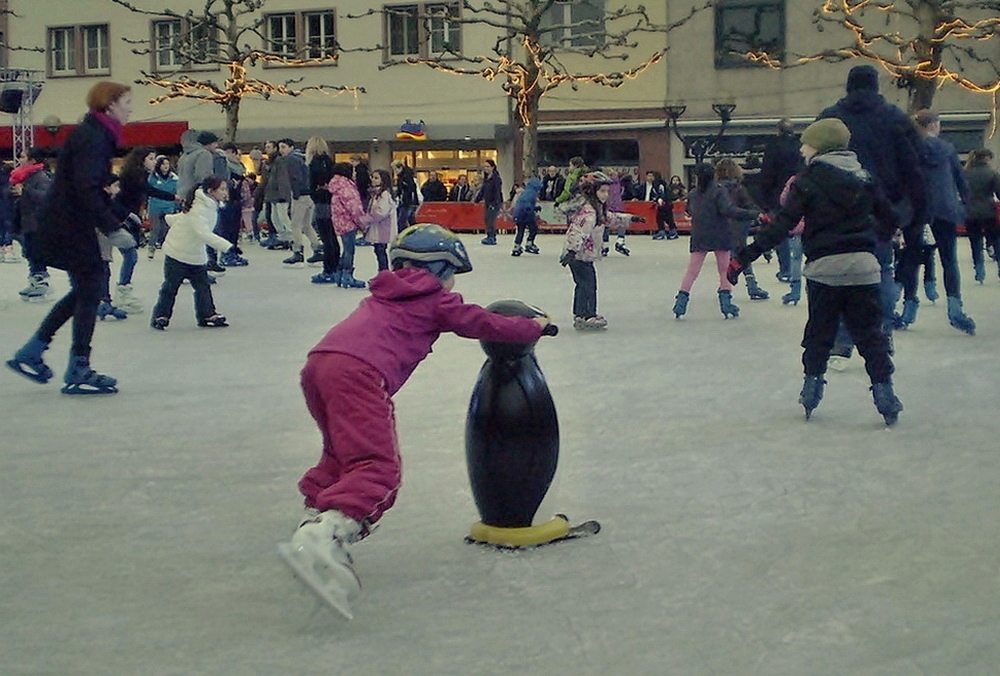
484,205,500,239
930,218,961,298
787,235,802,283
396,204,417,233
568,258,597,318
833,240,895,352
117,245,138,286
339,231,357,270
147,212,171,250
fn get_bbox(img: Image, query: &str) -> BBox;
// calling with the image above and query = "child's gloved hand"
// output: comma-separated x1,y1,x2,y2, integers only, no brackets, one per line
558,250,576,267
726,257,745,286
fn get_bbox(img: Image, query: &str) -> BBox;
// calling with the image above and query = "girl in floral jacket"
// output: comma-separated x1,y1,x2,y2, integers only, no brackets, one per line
328,163,366,288
559,171,638,330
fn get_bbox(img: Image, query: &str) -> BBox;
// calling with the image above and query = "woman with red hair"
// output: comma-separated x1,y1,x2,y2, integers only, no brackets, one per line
6,81,135,394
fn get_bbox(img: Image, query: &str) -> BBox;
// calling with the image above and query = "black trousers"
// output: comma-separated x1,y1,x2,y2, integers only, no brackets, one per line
568,258,597,318
37,265,103,358
313,203,341,275
152,256,217,322
802,280,893,384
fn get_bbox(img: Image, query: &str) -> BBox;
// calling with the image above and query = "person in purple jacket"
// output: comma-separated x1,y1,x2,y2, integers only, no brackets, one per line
281,223,550,618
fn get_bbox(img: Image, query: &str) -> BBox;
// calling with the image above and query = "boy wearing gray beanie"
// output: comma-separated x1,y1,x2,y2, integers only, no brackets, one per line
727,118,905,426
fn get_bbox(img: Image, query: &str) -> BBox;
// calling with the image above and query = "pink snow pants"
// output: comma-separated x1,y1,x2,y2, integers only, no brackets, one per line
298,352,402,529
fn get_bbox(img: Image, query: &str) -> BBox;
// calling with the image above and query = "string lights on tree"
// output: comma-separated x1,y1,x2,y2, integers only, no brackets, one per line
349,1,711,179
110,0,365,141
742,0,1000,121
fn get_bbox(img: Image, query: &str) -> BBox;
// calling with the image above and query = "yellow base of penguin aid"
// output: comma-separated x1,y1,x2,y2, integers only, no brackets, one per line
467,516,570,548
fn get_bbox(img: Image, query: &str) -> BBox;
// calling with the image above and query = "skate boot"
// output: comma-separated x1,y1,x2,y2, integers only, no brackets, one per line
601,246,609,257
614,239,630,256
524,242,540,255
19,275,53,303
717,289,739,319
672,290,689,318
870,381,903,426
311,271,341,285
283,250,305,267
745,274,769,300
97,301,128,321
114,284,143,313
894,298,919,330
975,261,986,284
573,316,608,330
6,336,53,384
946,296,976,335
338,267,366,289
306,247,324,266
150,317,169,331
511,245,523,257
798,375,826,420
923,280,939,302
197,314,229,328
278,509,363,620
220,250,249,267
480,236,497,246
781,280,801,306
1,244,22,263
61,355,118,395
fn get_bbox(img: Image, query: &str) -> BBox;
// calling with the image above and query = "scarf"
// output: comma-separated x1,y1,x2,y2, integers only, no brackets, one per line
90,109,124,146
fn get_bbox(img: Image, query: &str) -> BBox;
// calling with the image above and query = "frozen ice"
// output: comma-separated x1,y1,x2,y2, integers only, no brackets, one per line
2,234,999,675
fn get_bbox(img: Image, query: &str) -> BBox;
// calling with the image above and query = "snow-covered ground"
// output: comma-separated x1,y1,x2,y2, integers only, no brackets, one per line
2,233,998,675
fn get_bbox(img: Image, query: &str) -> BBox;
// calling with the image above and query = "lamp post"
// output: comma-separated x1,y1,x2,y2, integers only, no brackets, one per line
664,102,737,165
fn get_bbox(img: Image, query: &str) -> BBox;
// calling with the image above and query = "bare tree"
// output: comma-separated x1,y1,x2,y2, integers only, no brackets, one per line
109,0,365,141
743,1,1000,113
350,1,710,180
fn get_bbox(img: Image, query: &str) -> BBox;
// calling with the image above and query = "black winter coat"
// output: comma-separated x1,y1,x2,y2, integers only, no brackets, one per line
817,91,925,229
37,113,121,273
753,155,895,264
757,132,802,210
309,154,335,205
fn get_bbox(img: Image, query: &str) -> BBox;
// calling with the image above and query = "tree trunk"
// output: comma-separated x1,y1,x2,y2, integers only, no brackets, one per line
908,0,941,113
519,89,541,182
224,100,240,143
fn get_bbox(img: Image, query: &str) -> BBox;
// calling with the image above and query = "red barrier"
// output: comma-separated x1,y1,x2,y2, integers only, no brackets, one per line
415,200,691,234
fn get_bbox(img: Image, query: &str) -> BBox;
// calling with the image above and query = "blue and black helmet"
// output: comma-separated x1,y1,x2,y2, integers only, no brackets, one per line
390,223,473,280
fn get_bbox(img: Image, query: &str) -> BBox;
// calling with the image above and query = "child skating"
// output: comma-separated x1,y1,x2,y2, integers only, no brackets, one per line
727,118,904,425
280,223,551,619
672,162,761,319
559,171,641,330
149,176,233,330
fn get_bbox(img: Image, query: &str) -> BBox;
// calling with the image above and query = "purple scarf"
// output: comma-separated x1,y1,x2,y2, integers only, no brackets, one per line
90,109,124,146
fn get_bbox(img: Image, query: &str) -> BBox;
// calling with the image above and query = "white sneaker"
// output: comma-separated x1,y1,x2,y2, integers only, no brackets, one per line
1,245,23,263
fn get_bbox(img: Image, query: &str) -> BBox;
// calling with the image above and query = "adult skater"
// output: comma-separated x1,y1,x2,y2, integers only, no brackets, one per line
281,223,550,618
728,118,903,425
6,81,136,394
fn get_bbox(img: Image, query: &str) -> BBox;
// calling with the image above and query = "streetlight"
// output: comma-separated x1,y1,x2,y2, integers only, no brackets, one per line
664,102,737,165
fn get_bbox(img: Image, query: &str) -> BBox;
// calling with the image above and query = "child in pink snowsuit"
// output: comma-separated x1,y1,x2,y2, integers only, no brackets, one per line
296,224,548,534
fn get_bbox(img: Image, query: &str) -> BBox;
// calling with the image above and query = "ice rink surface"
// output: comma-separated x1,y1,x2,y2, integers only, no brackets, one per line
2,233,999,675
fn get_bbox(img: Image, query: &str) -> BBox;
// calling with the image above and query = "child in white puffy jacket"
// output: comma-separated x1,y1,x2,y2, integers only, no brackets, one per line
150,176,233,330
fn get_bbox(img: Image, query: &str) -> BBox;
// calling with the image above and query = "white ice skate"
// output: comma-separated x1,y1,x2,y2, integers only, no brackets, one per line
114,284,144,313
278,510,362,620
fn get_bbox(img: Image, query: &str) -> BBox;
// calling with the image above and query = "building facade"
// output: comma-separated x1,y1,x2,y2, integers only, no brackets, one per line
1,0,995,188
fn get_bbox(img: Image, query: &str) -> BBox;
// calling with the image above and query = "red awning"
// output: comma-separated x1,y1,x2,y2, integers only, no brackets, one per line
0,120,189,150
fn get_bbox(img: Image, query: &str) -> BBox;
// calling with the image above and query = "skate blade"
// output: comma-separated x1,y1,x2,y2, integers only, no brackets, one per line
5,359,52,384
277,542,356,620
60,383,119,395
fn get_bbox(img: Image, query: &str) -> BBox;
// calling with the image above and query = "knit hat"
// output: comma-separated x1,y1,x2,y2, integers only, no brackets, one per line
801,119,851,153
197,131,220,145
846,65,879,93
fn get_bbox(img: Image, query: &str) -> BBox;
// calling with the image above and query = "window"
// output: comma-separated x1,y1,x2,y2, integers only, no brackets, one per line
384,3,460,59
265,10,337,60
715,0,785,69
539,0,606,49
48,24,109,77
151,18,216,72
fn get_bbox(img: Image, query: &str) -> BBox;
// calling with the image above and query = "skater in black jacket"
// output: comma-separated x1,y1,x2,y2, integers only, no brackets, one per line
728,118,904,425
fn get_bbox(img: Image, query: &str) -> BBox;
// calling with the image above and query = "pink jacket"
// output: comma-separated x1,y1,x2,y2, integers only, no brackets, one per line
780,175,806,236
328,174,365,236
310,267,543,395
361,188,397,245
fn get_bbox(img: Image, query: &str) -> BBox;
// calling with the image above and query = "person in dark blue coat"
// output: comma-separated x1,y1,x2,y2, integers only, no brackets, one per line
816,64,925,361
6,81,136,394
